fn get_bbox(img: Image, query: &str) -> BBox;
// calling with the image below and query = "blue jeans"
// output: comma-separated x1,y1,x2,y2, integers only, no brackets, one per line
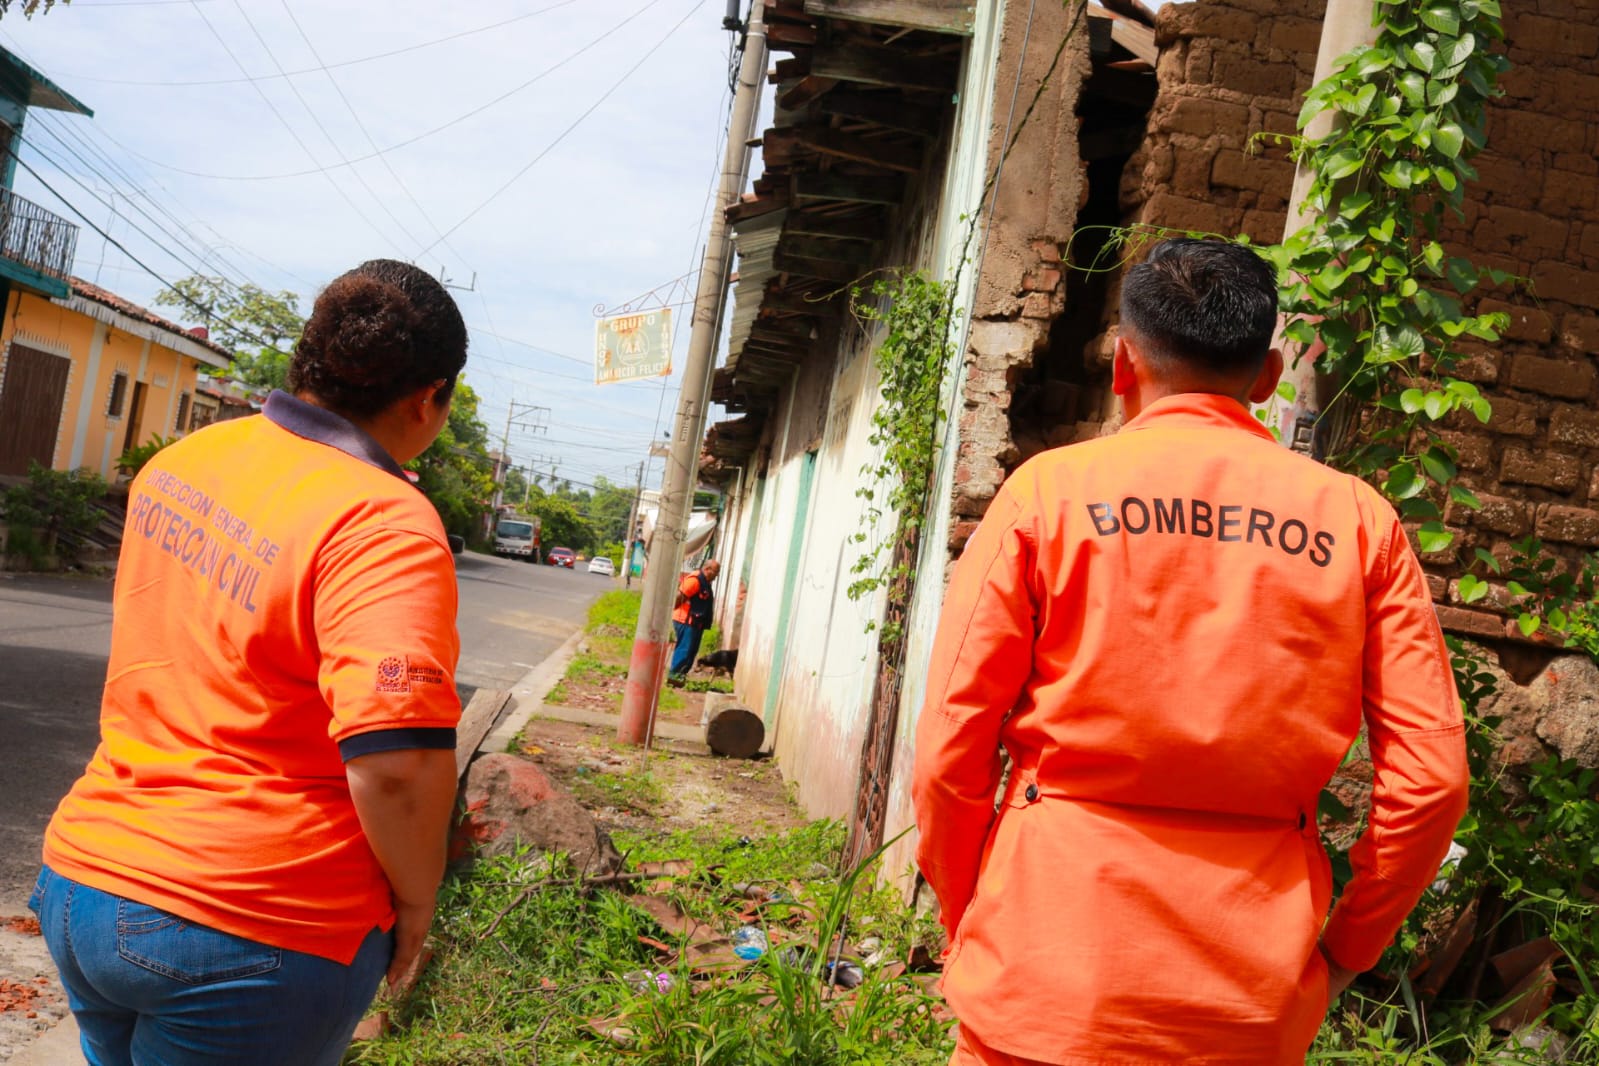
29,865,391,1066
671,620,704,676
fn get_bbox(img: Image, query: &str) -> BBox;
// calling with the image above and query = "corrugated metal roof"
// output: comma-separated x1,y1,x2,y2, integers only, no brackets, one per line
724,207,787,374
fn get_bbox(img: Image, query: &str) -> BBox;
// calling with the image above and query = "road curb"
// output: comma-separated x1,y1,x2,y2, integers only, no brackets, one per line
479,626,589,757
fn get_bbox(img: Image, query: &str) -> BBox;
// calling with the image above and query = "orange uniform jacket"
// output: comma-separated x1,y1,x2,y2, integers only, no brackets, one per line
913,393,1468,1064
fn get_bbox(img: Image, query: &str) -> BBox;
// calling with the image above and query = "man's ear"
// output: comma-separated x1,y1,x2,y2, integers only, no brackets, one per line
1245,348,1285,405
1112,334,1137,397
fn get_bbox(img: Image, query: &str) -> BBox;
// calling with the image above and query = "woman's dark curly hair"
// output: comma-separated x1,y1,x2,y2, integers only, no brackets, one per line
287,259,468,419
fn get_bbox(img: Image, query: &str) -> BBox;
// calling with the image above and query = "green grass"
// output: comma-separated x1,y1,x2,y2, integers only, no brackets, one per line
347,822,954,1065
571,768,667,813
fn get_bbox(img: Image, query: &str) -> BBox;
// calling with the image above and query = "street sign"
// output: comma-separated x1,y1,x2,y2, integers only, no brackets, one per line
595,309,673,385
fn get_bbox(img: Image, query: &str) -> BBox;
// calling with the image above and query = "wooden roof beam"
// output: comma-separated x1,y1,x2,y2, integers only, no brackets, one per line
811,42,958,92
819,90,944,135
793,127,923,173
774,251,863,284
802,0,974,36
785,211,885,241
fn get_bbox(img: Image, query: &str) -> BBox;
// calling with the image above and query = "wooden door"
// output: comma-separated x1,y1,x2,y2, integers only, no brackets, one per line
0,343,70,476
121,380,148,454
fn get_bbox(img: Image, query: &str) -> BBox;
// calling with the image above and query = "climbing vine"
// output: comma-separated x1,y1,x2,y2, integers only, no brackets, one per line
845,269,959,641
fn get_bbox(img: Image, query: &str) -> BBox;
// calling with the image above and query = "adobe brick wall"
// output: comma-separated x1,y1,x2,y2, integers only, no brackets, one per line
1120,0,1599,649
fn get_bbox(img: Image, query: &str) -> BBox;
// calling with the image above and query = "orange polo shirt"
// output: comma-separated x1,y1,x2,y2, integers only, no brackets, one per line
913,393,1467,1064
43,393,461,964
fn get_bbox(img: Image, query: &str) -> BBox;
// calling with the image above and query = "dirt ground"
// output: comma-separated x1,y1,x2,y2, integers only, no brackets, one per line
551,668,729,729
0,916,69,1064
510,715,805,839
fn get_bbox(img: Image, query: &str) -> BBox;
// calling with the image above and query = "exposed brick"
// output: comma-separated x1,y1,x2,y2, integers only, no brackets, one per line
1450,345,1502,384
948,520,980,554
1466,493,1533,536
1479,298,1555,343
1156,3,1259,45
1514,114,1590,155
1511,12,1599,58
1406,523,1462,565
1537,505,1599,547
1239,209,1287,245
1436,605,1509,641
1549,70,1599,113
1212,50,1298,100
1502,447,1583,492
1484,208,1572,259
1022,267,1062,292
1268,17,1322,56
1541,170,1599,217
1555,152,1599,177
1484,396,1539,438
1021,292,1054,320
1507,354,1596,399
1550,405,1599,449
1473,152,1542,204
1426,573,1448,602
1164,96,1251,140
1561,313,1599,354
1172,147,1218,197
1437,430,1494,472
1591,467,1599,503
1532,260,1599,311
1211,151,1294,194
1031,239,1061,264
1140,192,1237,236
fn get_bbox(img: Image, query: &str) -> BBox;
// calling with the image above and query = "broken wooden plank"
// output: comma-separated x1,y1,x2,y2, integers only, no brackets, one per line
770,55,811,83
455,688,513,780
767,21,818,48
820,90,944,135
803,0,974,36
811,42,959,92
725,192,789,224
793,127,923,172
794,171,904,205
778,74,840,110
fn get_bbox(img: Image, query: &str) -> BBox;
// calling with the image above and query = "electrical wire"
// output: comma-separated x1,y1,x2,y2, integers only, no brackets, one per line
38,0,582,86
6,151,279,349
80,0,671,182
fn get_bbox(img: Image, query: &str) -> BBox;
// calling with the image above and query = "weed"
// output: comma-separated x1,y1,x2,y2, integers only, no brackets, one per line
572,769,667,814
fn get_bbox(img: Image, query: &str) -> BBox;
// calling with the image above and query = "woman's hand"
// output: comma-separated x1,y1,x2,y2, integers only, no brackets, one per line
387,898,437,990
1320,941,1358,1007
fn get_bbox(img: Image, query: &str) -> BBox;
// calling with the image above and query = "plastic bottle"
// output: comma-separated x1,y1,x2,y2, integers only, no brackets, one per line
731,926,768,961
622,970,674,994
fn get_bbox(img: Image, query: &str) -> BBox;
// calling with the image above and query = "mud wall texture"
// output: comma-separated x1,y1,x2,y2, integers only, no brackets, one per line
1115,0,1599,764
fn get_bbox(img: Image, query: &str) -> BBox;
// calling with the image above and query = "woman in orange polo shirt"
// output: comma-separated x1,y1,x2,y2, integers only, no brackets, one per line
31,260,468,1066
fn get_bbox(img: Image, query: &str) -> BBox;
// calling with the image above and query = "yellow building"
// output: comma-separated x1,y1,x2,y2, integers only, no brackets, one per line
0,278,232,481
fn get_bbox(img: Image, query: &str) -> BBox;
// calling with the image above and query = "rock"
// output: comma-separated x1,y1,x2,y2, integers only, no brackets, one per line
456,754,623,875
1531,656,1599,767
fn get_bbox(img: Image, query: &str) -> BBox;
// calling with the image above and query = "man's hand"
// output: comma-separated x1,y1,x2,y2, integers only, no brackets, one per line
1320,941,1358,1007
387,899,436,990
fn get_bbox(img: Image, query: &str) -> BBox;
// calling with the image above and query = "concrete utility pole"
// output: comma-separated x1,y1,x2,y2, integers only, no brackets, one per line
491,402,549,510
618,4,767,745
1259,0,1380,456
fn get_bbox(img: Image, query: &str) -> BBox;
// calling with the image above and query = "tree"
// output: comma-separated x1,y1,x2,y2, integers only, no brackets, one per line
525,488,596,553
152,275,302,391
586,476,636,544
0,0,68,16
409,381,496,542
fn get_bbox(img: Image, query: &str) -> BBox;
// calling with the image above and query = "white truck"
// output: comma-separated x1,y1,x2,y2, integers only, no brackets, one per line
493,514,541,562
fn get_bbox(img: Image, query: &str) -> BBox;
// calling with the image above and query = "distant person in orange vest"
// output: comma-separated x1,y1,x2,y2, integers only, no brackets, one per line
32,260,468,1066
670,558,721,679
912,238,1468,1065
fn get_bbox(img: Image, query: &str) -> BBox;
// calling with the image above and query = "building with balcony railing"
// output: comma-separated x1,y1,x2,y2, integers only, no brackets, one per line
0,45,90,300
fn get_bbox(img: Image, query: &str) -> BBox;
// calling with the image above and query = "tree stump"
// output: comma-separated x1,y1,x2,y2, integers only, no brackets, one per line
705,705,765,759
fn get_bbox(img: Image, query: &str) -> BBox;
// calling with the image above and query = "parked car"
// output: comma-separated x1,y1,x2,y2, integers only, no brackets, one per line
587,556,615,577
547,547,576,568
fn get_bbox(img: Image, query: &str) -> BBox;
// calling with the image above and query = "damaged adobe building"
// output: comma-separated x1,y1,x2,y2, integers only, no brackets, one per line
700,0,1599,886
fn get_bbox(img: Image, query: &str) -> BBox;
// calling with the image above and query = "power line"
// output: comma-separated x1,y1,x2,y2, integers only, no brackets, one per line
82,0,671,183
185,0,411,255
41,0,582,86
420,0,706,256
6,151,278,350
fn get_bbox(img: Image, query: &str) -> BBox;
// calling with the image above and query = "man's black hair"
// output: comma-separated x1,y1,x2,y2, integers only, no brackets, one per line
1119,239,1278,374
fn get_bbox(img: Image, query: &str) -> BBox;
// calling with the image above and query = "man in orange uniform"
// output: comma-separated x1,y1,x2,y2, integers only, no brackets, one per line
670,558,721,679
913,239,1468,1065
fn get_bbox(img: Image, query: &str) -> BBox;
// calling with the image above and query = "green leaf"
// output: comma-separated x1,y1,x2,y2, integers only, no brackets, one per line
1398,70,1428,107
1470,397,1492,423
1448,33,1477,66
1518,613,1542,638
1427,79,1461,108
1417,522,1454,553
1400,388,1427,413
1450,485,1481,509
1351,82,1379,116
1276,380,1298,403
1338,191,1374,219
1420,6,1460,34
1458,573,1489,604
1385,462,1423,499
1401,498,1441,521
1423,242,1445,272
1435,167,1459,192
1435,123,1466,159
1326,151,1365,180
1420,447,1457,481
1474,547,1502,574
1400,277,1420,297
1404,41,1439,74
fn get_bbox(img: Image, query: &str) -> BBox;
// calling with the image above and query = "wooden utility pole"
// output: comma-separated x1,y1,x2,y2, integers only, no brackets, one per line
618,4,767,745
1259,0,1380,456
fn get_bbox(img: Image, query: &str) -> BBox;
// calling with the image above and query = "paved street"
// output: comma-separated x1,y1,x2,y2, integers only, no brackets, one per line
0,551,605,911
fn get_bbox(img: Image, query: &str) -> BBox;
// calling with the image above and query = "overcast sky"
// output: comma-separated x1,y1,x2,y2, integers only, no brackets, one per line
4,0,742,491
